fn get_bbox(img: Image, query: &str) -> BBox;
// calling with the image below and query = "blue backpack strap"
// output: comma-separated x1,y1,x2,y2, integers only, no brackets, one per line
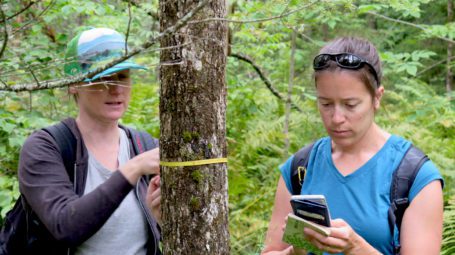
388,144,429,254
290,142,315,195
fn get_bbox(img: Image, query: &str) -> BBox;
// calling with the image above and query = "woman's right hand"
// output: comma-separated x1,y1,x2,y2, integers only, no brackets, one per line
262,246,305,255
120,148,160,185
303,219,381,255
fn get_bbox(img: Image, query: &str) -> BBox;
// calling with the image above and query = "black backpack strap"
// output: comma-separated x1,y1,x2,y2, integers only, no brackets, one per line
126,127,159,155
388,144,429,254
290,142,315,195
42,121,77,184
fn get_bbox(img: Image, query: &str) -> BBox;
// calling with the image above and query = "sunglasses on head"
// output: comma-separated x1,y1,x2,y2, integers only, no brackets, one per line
313,53,380,86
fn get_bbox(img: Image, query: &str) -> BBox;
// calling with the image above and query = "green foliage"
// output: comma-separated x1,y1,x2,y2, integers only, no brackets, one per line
383,50,436,75
442,195,455,255
0,0,454,254
0,175,19,223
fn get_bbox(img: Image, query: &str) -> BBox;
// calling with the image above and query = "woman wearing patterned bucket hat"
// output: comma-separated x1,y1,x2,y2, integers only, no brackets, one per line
262,37,444,255
17,28,162,254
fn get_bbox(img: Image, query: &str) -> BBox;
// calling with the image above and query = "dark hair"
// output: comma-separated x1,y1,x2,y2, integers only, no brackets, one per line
314,37,382,97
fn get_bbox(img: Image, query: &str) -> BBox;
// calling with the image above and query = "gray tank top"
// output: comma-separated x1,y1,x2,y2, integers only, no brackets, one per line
75,128,148,255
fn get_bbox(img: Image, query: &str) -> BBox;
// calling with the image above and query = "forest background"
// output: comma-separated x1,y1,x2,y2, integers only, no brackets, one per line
0,0,454,254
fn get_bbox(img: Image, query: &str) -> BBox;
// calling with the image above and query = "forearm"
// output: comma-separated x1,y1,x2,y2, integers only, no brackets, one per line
345,233,382,255
22,170,133,245
261,245,295,255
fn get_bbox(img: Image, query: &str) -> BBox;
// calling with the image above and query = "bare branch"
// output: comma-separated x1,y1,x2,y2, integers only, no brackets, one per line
121,0,159,20
0,0,210,92
417,55,455,76
0,77,7,86
28,67,40,86
283,29,296,157
366,11,455,44
125,0,132,56
5,1,40,21
0,5,7,59
230,52,302,112
11,0,56,36
189,1,317,24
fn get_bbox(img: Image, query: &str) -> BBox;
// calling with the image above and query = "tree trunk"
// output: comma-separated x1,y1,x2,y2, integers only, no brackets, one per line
283,29,296,158
159,0,229,254
447,0,453,98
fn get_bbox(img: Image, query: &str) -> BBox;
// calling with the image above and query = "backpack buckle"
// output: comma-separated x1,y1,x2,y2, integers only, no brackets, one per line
297,166,306,185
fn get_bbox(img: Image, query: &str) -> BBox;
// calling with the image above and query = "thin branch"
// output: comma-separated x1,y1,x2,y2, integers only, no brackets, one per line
121,0,159,20
125,0,132,56
0,42,191,78
416,55,455,76
5,1,40,21
230,52,302,112
28,67,40,86
284,29,296,157
28,91,32,112
0,0,210,92
0,77,7,86
366,11,455,44
11,0,55,37
189,1,317,24
0,5,7,59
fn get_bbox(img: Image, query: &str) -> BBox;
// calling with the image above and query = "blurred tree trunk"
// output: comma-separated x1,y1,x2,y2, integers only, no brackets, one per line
447,0,453,98
284,29,296,158
159,0,230,254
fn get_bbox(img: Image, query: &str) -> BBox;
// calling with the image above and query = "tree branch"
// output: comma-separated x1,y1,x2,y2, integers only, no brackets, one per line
121,0,159,20
125,0,132,56
0,0,210,92
11,0,55,37
366,10,455,44
229,52,302,112
189,1,317,24
416,55,455,76
0,5,7,60
283,29,296,157
5,0,40,21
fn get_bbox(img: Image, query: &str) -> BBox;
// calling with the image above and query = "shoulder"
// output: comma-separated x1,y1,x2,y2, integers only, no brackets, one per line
409,160,444,201
278,137,328,193
386,135,412,154
22,128,57,152
388,135,444,201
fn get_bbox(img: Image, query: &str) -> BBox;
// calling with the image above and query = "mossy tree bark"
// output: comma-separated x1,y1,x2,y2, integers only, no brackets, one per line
159,0,229,254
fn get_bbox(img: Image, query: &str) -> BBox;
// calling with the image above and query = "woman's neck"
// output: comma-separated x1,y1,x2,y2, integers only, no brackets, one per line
75,115,119,146
331,123,391,176
332,123,390,155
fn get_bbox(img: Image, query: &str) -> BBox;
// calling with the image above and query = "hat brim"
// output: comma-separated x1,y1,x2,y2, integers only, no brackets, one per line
85,62,147,82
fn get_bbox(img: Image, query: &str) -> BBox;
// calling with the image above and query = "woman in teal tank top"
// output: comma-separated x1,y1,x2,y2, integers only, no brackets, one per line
261,37,444,255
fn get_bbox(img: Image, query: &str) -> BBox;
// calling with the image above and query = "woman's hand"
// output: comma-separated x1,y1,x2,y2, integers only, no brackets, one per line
146,175,162,226
120,148,160,185
303,219,381,255
262,246,304,255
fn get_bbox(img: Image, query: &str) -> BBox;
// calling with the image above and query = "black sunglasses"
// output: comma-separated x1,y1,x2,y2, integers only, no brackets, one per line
313,53,380,86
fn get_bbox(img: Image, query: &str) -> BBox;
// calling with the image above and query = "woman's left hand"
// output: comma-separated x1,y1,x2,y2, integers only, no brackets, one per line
146,175,162,226
303,219,381,255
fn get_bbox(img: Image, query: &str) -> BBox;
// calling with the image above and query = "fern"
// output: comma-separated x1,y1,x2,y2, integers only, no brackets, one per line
442,195,455,255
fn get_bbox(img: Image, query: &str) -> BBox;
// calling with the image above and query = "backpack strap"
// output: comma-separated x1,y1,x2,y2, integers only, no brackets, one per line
290,142,315,195
388,144,429,254
126,127,159,154
42,121,77,184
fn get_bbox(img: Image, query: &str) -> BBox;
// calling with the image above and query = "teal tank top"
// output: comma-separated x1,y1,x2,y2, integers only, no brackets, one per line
280,135,443,255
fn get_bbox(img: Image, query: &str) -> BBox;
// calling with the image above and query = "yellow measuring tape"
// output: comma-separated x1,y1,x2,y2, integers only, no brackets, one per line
160,158,228,167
